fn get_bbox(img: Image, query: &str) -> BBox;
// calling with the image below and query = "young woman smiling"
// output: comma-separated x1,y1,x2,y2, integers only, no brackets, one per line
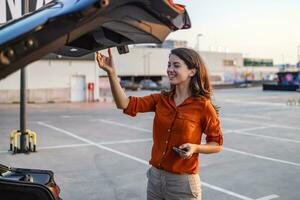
96,48,223,200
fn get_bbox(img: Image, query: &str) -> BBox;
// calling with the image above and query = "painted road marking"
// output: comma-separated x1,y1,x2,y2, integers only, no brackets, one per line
223,147,300,167
202,183,279,200
223,114,272,120
224,129,300,144
221,99,285,107
255,195,280,200
0,138,153,154
38,121,279,200
102,118,300,143
222,117,300,131
39,138,152,149
98,119,300,167
38,121,149,165
224,126,272,132
60,115,90,118
92,119,152,133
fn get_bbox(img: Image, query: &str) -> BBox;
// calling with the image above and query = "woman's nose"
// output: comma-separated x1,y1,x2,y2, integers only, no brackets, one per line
167,65,174,71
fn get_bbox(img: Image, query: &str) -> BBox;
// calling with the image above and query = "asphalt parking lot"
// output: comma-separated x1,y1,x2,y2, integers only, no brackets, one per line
1,87,300,200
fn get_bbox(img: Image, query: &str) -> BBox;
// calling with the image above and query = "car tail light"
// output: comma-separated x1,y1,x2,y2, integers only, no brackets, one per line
55,184,61,195
49,182,62,199
167,0,186,11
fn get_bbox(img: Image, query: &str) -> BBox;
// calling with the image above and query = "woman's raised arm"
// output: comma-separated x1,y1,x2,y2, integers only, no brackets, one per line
96,48,129,109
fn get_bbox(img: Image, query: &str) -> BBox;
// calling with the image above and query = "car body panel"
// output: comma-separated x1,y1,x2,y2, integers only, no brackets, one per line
0,0,191,80
0,179,56,200
0,0,191,199
140,79,160,90
0,163,61,200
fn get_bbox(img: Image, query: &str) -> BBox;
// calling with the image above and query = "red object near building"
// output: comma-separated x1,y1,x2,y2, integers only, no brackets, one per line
87,82,95,102
88,82,94,90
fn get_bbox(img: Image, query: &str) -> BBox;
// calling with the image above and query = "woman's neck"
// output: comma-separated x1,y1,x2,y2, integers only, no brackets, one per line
174,83,191,100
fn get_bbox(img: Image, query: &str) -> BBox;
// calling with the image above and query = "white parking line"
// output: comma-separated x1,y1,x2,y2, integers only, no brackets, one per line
92,119,152,133
221,99,285,107
223,147,300,167
222,117,300,131
100,118,297,145
225,129,300,144
37,121,279,200
224,126,272,132
0,150,8,154
222,117,274,126
223,114,272,120
98,119,300,167
37,121,149,165
202,183,279,200
40,143,90,149
0,138,153,154
39,139,153,150
255,195,280,200
60,115,90,118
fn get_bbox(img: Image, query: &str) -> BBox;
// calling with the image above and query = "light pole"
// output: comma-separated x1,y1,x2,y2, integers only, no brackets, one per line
147,52,152,78
19,0,30,153
143,50,147,78
196,33,203,52
297,45,300,65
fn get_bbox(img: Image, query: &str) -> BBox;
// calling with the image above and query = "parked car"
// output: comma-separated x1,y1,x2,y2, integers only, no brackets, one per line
120,80,140,91
0,0,191,199
140,79,160,90
157,77,171,90
0,163,62,200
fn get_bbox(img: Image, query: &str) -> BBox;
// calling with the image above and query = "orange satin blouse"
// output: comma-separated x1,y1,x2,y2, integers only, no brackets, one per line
123,92,223,174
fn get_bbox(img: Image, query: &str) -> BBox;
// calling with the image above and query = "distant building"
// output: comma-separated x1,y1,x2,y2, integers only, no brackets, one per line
275,64,299,72
243,58,273,67
0,47,280,103
134,40,188,49
0,1,279,103
0,48,246,103
159,40,188,49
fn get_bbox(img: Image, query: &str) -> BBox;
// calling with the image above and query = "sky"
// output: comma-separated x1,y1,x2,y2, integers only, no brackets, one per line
167,0,300,64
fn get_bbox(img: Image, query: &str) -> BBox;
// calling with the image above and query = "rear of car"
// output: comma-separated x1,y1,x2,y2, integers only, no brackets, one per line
0,164,62,200
0,0,191,199
0,0,191,80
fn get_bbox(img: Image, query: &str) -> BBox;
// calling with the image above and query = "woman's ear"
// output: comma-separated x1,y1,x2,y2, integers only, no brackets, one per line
189,69,196,77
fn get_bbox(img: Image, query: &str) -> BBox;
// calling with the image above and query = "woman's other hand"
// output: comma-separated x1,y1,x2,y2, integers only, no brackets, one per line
179,142,222,158
178,143,196,159
96,48,115,75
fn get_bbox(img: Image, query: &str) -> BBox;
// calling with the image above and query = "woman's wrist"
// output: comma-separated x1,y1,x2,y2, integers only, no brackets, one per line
107,70,117,77
195,143,221,154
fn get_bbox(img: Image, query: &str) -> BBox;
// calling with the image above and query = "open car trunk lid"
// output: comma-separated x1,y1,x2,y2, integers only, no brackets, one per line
0,0,191,80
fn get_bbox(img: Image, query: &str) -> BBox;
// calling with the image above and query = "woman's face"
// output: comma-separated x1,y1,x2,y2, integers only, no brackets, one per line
167,54,195,86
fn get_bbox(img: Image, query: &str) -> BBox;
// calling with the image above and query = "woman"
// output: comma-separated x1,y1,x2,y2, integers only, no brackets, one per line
96,48,223,200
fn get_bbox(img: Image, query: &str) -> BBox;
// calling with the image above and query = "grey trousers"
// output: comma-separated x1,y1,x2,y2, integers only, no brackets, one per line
146,167,201,200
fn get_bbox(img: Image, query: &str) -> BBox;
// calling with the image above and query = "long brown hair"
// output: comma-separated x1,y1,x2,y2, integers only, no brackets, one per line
163,48,219,112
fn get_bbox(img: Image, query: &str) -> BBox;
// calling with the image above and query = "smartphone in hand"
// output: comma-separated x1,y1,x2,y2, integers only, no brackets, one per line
173,146,188,154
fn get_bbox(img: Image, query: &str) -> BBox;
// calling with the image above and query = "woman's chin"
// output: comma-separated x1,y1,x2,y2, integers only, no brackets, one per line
169,78,176,84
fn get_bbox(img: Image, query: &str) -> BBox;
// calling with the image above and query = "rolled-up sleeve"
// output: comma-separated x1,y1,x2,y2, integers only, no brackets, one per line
202,101,223,145
123,93,160,117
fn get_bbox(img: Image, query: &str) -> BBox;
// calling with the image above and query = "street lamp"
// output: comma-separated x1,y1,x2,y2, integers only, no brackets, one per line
196,33,203,52
297,45,300,64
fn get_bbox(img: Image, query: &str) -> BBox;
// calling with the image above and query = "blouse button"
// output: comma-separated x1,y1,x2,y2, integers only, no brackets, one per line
167,129,171,132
